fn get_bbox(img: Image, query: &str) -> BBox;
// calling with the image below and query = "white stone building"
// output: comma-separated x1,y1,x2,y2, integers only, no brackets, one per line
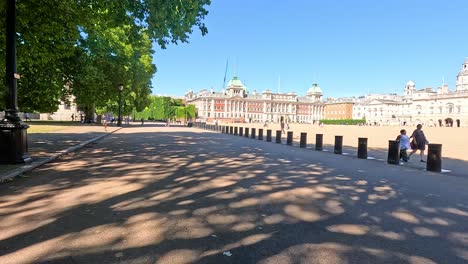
40,95,81,121
185,77,325,123
353,58,468,127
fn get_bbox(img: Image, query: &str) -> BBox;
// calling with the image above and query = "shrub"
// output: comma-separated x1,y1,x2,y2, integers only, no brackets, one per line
319,119,366,125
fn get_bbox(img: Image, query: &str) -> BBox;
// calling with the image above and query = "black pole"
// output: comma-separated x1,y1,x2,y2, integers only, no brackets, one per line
334,136,343,154
387,140,400,165
315,134,323,151
427,144,442,172
276,130,282,144
0,0,31,164
287,131,293,145
5,0,19,122
357,137,368,159
300,132,307,148
117,88,122,126
258,128,264,140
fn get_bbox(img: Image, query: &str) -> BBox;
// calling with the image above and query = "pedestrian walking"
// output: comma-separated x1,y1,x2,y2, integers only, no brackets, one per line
24,112,31,122
396,129,410,162
103,118,108,131
71,113,75,122
141,118,144,126
281,120,285,134
409,124,429,162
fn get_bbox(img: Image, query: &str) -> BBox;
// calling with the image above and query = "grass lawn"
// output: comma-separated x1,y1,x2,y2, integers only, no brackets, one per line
27,125,70,134
25,120,78,126
24,120,97,134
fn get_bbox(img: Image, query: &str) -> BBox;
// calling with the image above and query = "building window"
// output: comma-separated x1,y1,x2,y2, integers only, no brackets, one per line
447,104,454,114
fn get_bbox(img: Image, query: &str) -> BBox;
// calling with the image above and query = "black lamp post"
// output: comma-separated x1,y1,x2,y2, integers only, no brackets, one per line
117,84,123,126
0,0,31,164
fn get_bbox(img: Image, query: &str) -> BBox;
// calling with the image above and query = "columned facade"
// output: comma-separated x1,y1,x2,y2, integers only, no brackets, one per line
353,58,468,127
185,77,324,124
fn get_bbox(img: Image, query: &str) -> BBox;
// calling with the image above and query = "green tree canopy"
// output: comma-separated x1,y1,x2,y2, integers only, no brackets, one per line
134,95,196,121
0,0,211,115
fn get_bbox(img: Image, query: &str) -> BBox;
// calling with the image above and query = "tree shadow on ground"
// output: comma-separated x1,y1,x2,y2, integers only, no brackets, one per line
1,128,468,263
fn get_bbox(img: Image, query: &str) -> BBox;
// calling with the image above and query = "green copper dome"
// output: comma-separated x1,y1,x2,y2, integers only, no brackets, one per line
227,76,245,88
307,83,322,94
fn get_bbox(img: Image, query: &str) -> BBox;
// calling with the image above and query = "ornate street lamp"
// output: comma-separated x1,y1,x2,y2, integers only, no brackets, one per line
117,84,124,126
0,0,31,164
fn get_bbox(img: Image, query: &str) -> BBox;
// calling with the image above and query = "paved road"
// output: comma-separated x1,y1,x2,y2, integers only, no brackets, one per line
0,125,119,178
1,125,468,264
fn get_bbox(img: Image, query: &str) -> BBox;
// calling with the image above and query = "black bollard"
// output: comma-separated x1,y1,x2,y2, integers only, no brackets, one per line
276,130,282,144
234,127,238,136
334,136,343,154
427,144,442,172
358,137,368,159
251,128,256,139
266,129,272,142
300,132,307,148
239,127,243,136
258,129,264,140
315,134,323,151
287,131,293,145
387,140,400,165
230,126,233,135
245,127,249,138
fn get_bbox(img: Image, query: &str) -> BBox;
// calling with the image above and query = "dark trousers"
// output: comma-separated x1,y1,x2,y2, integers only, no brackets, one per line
400,148,409,162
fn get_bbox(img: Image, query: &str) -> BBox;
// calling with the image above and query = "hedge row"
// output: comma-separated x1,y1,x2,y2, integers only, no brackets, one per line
319,119,366,125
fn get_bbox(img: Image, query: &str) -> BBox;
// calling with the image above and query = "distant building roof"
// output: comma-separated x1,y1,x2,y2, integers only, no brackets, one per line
227,76,245,89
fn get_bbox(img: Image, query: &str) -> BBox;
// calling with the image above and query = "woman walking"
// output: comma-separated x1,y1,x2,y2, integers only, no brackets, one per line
409,124,429,162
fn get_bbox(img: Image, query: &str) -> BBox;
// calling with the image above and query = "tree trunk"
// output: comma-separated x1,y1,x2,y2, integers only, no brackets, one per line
83,104,95,123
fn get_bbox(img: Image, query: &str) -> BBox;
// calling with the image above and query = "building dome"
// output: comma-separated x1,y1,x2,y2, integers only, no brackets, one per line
406,80,415,86
307,83,322,94
227,76,245,88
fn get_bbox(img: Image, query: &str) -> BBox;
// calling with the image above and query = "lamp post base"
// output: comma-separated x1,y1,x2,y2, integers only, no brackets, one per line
0,122,32,164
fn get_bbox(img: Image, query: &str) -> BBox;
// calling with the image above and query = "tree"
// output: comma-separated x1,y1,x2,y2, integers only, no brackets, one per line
0,0,211,114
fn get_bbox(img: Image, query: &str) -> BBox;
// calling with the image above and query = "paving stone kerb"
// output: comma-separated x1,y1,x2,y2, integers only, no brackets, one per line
0,125,121,182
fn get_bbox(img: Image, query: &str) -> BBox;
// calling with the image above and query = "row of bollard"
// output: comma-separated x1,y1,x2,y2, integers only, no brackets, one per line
192,122,443,173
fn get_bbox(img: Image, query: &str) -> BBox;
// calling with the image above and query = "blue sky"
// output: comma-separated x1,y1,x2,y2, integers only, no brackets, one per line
151,0,468,98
